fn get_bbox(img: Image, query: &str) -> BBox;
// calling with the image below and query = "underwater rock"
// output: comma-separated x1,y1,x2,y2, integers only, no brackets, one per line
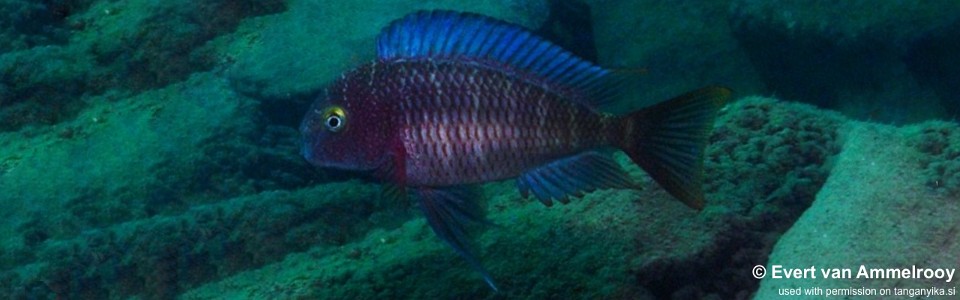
729,0,960,123
78,0,286,92
0,0,286,132
221,0,546,127
0,0,91,52
0,72,312,273
0,45,93,131
0,183,399,299
755,122,960,297
909,121,960,197
183,184,657,299
729,0,960,46
625,97,844,298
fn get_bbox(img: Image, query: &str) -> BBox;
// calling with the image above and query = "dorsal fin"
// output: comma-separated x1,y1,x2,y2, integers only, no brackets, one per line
376,10,625,109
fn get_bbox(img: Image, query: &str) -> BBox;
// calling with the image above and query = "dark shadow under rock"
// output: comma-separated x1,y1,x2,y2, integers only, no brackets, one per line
729,0,960,124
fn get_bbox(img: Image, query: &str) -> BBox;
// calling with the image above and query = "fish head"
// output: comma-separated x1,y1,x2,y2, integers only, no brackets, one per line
300,73,392,172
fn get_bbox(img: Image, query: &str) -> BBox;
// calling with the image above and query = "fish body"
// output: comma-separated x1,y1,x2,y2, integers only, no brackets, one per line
300,10,730,290
313,59,616,187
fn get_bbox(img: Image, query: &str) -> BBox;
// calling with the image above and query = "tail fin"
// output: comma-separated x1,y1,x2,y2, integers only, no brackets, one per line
618,86,731,210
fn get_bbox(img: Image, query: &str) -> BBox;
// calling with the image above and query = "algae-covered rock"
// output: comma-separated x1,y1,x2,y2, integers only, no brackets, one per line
221,0,546,126
624,97,844,298
224,0,543,100
75,0,286,92
755,122,960,298
730,0,960,43
0,0,90,52
0,45,94,130
0,72,313,273
0,0,287,132
0,183,399,299
182,185,655,299
910,121,960,196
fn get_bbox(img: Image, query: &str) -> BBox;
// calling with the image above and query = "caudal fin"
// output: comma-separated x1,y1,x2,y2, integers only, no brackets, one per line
618,86,731,210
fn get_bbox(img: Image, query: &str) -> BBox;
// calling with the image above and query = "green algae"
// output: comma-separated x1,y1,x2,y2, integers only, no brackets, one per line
907,121,960,197
2,182,395,299
222,0,544,103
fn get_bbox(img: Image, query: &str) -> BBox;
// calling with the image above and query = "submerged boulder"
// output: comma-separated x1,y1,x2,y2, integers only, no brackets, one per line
755,121,960,297
221,0,547,127
0,72,313,280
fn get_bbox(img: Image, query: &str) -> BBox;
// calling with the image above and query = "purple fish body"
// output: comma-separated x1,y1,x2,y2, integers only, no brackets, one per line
300,11,730,290
324,59,616,186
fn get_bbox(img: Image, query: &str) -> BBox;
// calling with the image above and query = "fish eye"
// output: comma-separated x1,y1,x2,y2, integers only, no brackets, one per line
322,106,347,132
326,115,342,130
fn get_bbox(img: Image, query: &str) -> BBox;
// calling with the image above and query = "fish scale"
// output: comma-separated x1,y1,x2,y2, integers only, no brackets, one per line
381,59,614,186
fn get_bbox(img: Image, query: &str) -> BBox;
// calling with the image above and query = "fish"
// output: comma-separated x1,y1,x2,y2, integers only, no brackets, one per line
300,10,731,291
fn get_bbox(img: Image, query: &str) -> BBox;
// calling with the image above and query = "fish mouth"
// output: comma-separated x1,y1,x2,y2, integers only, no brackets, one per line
303,157,354,171
300,144,312,161
300,144,326,167
300,144,333,168
300,147,375,172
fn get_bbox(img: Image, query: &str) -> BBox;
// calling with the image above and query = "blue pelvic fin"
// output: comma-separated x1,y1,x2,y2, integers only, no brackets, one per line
376,10,626,109
415,186,498,291
517,151,637,206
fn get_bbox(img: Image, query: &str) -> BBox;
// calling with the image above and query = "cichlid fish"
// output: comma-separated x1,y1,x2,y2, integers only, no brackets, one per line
300,10,730,291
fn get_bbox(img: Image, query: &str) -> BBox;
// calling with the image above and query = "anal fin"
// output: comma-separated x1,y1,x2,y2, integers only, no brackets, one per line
517,151,637,206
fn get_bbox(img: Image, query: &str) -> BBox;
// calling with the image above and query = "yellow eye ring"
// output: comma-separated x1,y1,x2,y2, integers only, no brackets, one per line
322,106,347,132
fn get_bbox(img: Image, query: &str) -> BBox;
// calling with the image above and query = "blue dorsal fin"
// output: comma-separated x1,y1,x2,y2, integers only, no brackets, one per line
377,10,625,109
